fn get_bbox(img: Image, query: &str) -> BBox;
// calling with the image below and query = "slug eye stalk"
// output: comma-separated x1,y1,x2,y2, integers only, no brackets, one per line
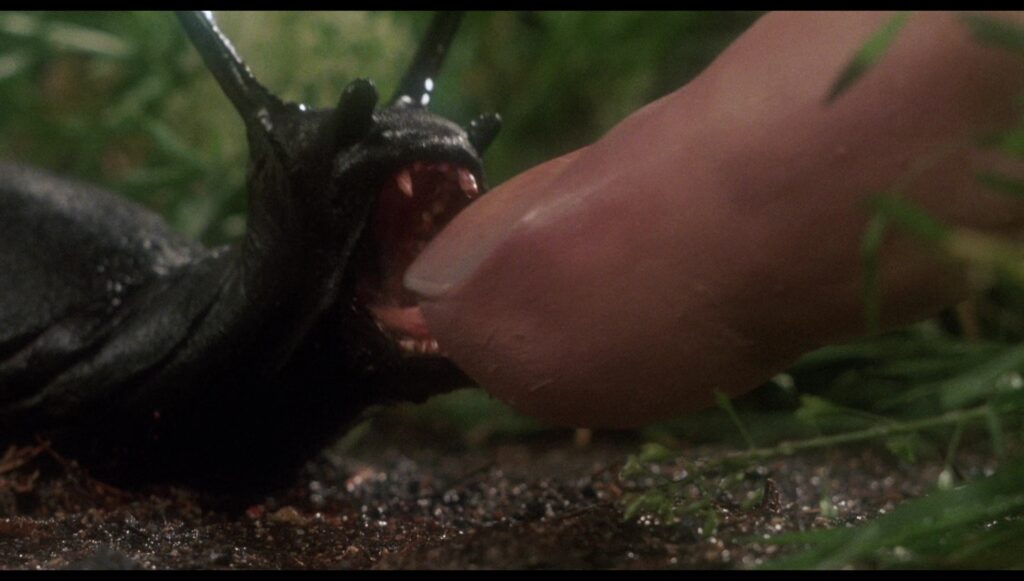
175,11,500,155
390,11,465,108
174,11,282,127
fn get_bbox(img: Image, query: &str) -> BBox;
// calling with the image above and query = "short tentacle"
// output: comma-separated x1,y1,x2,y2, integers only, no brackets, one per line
333,78,379,147
175,11,283,128
390,11,465,108
468,112,502,155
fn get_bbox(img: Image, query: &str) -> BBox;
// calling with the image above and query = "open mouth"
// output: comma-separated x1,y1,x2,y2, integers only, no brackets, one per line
355,160,479,355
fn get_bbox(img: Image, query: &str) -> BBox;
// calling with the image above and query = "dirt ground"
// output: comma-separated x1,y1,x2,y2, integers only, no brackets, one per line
0,409,996,570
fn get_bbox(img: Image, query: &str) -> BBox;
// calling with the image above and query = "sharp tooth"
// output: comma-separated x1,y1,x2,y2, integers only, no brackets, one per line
458,168,479,197
396,169,414,197
428,339,439,352
399,338,417,352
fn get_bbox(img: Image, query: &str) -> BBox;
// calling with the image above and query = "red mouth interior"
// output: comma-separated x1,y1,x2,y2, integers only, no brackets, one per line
356,161,478,354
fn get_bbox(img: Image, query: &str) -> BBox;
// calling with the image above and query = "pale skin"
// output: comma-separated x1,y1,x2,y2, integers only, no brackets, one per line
405,12,1024,428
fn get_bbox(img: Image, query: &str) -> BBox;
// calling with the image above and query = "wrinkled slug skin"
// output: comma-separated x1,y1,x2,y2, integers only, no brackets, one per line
409,12,1024,427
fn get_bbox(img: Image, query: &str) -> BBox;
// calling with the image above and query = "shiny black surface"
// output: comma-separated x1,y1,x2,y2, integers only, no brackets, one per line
0,11,496,489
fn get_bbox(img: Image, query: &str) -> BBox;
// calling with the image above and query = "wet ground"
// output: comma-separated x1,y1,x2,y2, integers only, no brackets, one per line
0,407,997,570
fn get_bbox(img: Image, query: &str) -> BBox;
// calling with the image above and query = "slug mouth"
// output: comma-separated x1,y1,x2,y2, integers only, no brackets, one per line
355,160,480,356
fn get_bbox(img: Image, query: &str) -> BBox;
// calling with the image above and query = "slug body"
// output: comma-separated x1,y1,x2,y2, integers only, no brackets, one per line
0,12,499,488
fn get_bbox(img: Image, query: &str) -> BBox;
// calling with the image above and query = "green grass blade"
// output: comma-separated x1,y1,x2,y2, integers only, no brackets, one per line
868,194,950,247
961,13,1024,57
938,345,1024,409
826,12,909,104
715,389,757,449
763,457,1024,569
978,126,1024,158
976,171,1024,200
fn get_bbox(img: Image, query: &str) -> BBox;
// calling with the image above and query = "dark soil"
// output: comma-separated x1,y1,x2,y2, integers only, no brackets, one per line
0,409,997,570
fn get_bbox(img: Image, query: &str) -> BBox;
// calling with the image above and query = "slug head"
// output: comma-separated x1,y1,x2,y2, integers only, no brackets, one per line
176,11,501,371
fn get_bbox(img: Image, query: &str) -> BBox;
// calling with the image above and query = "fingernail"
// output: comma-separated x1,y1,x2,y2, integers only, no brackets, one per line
403,215,507,299
404,175,545,299
405,149,582,299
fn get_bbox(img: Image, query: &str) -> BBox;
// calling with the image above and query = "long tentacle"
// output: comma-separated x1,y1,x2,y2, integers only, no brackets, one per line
390,11,464,107
175,11,282,126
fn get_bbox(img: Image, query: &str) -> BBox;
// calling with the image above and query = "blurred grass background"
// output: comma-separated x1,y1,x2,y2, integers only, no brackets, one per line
0,11,759,243
6,11,1024,569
